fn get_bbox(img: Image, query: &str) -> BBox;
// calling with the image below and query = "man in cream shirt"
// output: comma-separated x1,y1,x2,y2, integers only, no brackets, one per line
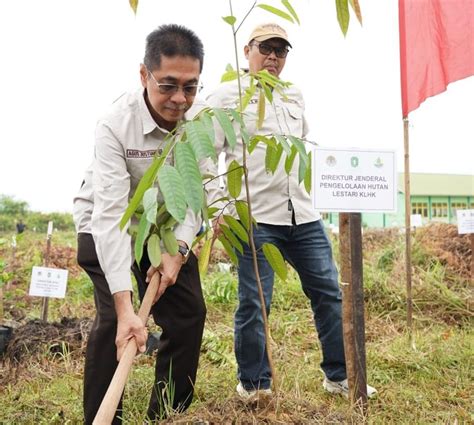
206,23,377,400
74,24,206,423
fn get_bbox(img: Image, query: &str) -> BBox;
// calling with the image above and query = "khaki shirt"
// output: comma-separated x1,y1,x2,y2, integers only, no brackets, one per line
72,163,93,234
74,89,206,294
206,75,320,225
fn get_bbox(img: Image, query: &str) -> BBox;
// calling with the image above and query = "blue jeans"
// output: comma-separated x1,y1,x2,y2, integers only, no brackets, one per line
235,220,346,390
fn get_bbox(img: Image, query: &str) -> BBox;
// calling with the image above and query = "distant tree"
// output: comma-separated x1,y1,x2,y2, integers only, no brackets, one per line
0,195,29,216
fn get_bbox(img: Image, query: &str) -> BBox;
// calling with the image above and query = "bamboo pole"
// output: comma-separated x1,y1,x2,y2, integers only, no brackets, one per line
403,118,413,344
93,273,160,425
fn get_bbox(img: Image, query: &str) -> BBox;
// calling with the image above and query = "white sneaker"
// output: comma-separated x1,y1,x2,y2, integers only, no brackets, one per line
323,377,377,399
236,382,272,402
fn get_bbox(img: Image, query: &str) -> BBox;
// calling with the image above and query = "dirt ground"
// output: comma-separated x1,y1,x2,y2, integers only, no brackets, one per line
1,223,471,373
415,222,472,280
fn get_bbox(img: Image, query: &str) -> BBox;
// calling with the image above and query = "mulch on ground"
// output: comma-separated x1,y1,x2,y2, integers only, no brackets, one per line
3,317,91,363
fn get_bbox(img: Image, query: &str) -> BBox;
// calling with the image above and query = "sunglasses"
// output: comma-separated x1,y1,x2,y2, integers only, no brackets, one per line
251,41,289,58
148,70,203,97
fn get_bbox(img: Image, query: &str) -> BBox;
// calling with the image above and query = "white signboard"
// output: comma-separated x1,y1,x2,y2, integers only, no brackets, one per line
411,214,423,228
456,209,474,234
29,266,68,298
312,147,397,213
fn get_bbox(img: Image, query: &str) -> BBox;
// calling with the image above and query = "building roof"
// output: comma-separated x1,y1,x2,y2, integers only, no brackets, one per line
398,173,474,196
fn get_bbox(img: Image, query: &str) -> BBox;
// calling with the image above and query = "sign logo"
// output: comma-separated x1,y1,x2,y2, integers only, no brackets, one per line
350,156,359,167
326,155,337,166
374,157,384,168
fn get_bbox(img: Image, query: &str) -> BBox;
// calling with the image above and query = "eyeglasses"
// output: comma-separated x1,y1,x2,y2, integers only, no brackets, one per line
148,70,203,97
251,41,289,58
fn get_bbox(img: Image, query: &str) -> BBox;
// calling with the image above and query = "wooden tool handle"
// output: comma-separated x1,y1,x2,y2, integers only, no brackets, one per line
93,272,161,425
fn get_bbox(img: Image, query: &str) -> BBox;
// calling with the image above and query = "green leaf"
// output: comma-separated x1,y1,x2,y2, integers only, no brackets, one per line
213,108,237,149
198,238,213,276
147,234,162,267
162,214,177,229
157,165,187,223
175,142,204,214
217,234,238,266
222,15,236,26
161,227,179,255
281,0,300,24
201,204,209,225
129,0,138,15
229,109,250,145
227,160,243,199
257,135,277,149
262,242,287,281
265,142,284,174
234,200,250,230
200,112,215,145
257,4,294,23
219,224,243,254
120,156,162,229
260,80,273,103
256,69,289,88
336,0,350,36
241,80,256,111
298,151,307,184
185,121,216,161
155,204,170,227
143,187,158,224
134,212,151,265
207,206,220,218
287,135,309,166
248,137,259,154
274,134,291,155
221,70,239,82
284,145,297,174
223,215,249,243
304,151,312,193
257,89,265,130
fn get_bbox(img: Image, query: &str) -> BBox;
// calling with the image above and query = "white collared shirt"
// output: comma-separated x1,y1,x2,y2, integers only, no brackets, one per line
74,88,206,294
206,75,320,225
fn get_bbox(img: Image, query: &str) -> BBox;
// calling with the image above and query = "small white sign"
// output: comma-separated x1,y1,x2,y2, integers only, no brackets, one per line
411,214,423,228
47,221,53,237
312,147,397,213
29,266,68,298
456,209,474,234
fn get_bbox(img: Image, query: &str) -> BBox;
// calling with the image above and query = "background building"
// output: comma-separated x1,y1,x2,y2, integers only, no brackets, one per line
321,173,474,228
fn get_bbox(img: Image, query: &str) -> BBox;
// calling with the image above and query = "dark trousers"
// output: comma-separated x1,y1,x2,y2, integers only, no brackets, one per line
235,220,346,390
77,233,206,424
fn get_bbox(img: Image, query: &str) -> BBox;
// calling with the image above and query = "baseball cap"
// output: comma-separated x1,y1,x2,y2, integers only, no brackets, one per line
247,23,292,47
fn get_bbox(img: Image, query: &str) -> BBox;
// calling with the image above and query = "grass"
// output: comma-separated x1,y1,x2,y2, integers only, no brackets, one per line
0,228,472,423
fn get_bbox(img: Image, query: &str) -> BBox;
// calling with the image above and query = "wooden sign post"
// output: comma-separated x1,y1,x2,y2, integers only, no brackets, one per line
313,146,397,412
41,221,53,322
339,213,368,410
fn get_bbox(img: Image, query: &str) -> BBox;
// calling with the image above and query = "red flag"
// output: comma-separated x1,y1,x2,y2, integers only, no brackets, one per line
399,0,474,117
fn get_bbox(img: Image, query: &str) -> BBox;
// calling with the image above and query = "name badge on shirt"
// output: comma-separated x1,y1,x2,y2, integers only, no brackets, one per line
126,149,161,159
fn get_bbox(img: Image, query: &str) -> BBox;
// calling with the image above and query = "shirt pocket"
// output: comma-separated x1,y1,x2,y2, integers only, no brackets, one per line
282,103,304,136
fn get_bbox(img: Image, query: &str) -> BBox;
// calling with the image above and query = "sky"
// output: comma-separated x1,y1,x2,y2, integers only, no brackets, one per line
0,0,473,213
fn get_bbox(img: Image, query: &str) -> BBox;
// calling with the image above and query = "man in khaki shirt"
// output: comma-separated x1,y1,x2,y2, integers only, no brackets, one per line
74,24,206,423
206,23,376,400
